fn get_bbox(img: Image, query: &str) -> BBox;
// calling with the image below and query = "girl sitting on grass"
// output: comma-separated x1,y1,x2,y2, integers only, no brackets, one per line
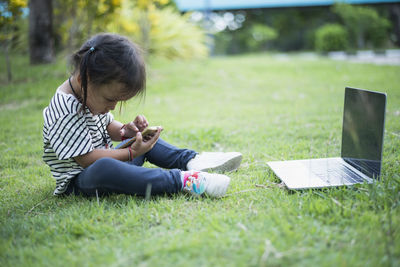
42,33,242,198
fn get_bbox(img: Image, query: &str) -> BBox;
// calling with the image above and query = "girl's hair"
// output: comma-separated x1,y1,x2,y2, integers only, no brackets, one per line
70,33,146,111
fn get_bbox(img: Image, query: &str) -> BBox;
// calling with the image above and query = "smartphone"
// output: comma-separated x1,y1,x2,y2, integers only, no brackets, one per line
115,126,161,149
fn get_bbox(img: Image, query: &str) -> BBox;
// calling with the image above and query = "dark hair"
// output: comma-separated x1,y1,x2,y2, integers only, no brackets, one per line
70,33,146,111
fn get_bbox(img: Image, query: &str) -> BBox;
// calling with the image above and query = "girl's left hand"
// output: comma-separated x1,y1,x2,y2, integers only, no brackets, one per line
120,115,149,138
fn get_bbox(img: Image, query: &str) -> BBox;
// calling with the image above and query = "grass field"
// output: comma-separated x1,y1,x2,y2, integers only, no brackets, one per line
0,52,399,266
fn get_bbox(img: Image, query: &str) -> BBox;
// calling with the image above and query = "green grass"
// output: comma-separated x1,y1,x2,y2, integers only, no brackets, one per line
0,52,399,266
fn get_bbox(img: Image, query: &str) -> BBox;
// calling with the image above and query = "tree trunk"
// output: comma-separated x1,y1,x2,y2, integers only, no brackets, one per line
390,4,400,47
5,41,12,82
29,0,54,64
67,5,78,54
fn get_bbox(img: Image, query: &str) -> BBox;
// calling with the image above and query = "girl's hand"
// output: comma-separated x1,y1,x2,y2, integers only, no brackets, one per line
119,115,149,138
130,127,161,158
134,115,149,132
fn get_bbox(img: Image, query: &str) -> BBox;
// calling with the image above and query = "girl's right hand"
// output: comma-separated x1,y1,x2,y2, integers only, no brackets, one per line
119,115,149,139
130,127,161,158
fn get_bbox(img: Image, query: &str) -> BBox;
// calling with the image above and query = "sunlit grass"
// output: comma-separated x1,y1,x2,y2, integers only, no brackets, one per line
0,52,399,266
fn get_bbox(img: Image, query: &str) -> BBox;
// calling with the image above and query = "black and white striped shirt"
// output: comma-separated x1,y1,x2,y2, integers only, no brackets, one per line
42,92,113,195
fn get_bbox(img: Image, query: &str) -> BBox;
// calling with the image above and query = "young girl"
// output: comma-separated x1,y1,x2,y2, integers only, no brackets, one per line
42,33,242,198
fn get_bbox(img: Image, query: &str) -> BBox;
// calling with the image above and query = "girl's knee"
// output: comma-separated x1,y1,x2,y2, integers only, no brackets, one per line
94,157,117,166
88,157,120,176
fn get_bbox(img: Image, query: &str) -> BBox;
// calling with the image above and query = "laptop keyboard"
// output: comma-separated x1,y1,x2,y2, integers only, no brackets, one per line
310,162,365,185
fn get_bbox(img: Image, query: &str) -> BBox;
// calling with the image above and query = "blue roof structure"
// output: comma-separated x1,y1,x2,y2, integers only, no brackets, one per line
174,0,400,11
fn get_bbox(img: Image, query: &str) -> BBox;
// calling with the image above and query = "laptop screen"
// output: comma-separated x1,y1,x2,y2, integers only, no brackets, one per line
341,87,386,179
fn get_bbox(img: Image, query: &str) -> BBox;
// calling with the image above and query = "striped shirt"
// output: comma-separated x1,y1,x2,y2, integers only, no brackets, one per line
42,92,114,195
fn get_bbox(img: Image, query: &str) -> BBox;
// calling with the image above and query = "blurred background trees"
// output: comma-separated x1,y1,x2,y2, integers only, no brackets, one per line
1,0,28,81
1,0,207,82
52,0,207,58
53,0,122,53
201,3,397,55
332,3,391,50
315,23,349,53
104,0,207,58
0,0,399,82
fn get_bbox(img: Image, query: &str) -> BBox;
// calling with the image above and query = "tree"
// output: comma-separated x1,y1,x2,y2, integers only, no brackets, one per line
53,0,122,53
389,4,400,47
29,0,54,64
105,0,208,58
0,0,27,82
315,23,348,52
333,3,391,49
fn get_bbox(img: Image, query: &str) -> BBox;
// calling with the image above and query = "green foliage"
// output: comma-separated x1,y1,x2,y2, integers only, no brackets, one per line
367,14,391,48
10,17,28,53
0,0,27,50
247,23,277,50
147,8,208,59
1,53,400,266
107,4,208,59
333,3,392,49
53,0,122,51
213,7,335,54
267,7,333,51
0,0,27,31
0,0,28,82
51,0,207,59
315,23,348,52
214,23,277,54
211,5,394,54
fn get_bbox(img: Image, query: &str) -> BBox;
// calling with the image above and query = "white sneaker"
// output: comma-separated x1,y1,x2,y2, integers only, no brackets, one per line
182,170,230,198
187,152,243,172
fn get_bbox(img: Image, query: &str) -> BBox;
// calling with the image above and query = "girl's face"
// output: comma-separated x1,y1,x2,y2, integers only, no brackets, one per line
86,81,130,115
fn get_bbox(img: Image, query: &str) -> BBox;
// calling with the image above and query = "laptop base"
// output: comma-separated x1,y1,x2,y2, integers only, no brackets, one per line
267,157,373,190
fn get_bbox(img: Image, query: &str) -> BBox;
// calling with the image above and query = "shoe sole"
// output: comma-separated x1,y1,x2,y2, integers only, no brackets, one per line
199,154,243,173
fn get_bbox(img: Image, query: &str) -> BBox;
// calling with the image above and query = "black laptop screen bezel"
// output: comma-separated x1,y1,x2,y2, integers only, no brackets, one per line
340,87,387,179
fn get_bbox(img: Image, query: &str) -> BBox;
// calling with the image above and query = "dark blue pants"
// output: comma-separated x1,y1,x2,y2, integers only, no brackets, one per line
67,139,197,197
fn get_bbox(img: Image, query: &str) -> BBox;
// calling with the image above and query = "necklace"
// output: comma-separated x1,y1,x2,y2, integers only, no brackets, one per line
68,77,109,149
98,116,109,149
68,76,81,101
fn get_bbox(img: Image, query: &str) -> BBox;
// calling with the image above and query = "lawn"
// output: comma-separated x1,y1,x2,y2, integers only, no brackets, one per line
0,52,399,266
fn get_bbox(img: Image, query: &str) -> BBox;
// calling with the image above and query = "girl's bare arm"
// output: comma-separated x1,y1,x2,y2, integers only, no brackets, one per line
74,128,161,168
107,120,125,141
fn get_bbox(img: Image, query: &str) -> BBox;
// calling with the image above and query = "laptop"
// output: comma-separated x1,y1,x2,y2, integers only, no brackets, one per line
267,87,386,189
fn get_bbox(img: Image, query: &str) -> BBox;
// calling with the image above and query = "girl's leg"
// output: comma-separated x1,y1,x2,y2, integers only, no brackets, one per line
73,157,182,197
137,138,242,173
139,138,197,170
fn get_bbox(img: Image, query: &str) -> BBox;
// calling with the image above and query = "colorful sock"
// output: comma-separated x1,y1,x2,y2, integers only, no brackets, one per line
181,170,206,195
180,170,231,197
